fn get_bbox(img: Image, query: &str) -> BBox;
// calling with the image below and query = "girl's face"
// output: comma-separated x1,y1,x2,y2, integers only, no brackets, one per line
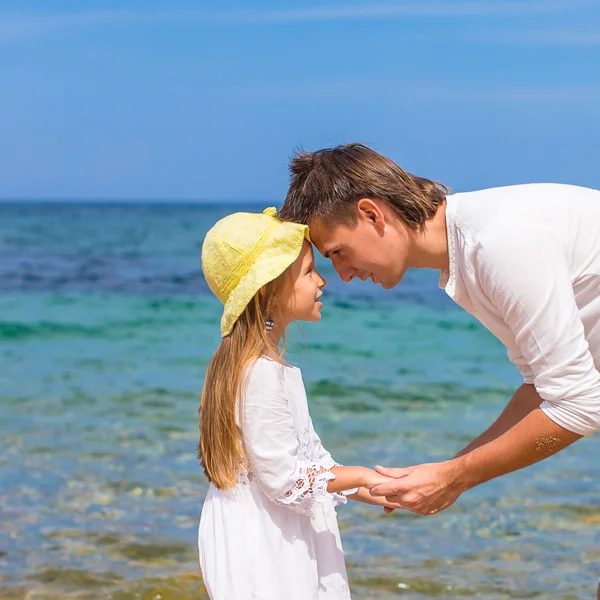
286,240,327,323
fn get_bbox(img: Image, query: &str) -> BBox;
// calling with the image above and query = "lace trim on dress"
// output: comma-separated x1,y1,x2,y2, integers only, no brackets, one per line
237,428,354,513
271,463,341,513
271,428,349,513
236,467,252,486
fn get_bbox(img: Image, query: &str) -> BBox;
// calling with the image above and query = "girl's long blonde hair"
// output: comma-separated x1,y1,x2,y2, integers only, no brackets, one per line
198,273,289,489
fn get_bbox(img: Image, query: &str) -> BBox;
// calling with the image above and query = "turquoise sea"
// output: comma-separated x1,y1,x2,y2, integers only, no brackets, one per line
1,202,599,599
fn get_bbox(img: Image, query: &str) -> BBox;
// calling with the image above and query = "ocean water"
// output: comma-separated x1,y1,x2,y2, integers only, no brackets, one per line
1,202,599,600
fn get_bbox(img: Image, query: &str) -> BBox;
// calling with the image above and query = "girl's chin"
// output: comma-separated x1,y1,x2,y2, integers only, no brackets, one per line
292,310,322,323
308,309,323,322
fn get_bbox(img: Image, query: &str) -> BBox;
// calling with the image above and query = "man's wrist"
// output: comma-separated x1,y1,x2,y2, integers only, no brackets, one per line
445,456,478,493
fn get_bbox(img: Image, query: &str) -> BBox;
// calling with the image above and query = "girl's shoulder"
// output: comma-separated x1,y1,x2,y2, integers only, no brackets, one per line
244,355,302,388
251,355,300,374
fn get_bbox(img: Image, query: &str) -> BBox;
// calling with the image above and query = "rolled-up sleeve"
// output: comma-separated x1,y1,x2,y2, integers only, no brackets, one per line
476,225,600,436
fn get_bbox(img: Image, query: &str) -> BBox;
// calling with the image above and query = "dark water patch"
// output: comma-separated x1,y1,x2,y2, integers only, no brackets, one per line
396,367,413,376
307,380,495,411
44,528,89,541
27,568,121,587
98,388,198,416
94,532,128,547
332,300,357,309
157,424,187,434
464,366,484,375
108,571,207,600
30,446,61,455
0,321,108,341
139,398,175,409
115,387,197,402
83,451,123,461
535,504,600,522
104,480,152,495
308,379,353,398
0,589,27,600
0,317,181,342
351,573,474,596
101,480,180,500
308,342,375,358
119,540,195,564
74,358,129,372
436,319,480,332
147,298,199,312
336,401,382,413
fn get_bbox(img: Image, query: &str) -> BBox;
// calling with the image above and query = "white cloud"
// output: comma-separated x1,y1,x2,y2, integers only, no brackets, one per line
212,1,593,22
0,1,596,43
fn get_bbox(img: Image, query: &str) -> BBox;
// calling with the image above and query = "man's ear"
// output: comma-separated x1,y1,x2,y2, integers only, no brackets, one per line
356,198,386,231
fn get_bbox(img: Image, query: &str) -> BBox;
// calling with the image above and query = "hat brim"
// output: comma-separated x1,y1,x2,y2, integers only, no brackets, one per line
220,222,309,337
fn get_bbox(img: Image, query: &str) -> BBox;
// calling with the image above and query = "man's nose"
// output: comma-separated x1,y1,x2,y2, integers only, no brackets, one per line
335,263,355,283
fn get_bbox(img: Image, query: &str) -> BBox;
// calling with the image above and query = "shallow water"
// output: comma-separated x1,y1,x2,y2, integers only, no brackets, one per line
1,203,599,599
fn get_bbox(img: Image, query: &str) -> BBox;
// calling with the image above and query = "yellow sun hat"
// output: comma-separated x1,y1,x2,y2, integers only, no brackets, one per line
201,207,310,337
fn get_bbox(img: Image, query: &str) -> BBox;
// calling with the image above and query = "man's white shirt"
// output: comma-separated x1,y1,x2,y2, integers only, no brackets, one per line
440,183,600,435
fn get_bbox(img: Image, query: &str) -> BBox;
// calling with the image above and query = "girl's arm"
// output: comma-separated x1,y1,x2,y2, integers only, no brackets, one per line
328,465,378,492
329,466,402,509
243,361,402,514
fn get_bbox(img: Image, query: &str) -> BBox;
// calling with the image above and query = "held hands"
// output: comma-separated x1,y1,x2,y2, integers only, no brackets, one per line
355,469,405,511
366,461,466,516
364,471,404,514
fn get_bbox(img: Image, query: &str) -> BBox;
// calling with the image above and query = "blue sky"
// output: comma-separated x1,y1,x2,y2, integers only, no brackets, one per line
1,1,599,201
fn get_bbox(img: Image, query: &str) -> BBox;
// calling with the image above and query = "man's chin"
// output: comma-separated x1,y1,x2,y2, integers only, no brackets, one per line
380,271,406,289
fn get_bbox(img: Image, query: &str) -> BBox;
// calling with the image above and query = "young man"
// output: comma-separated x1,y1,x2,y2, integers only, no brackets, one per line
279,143,600,516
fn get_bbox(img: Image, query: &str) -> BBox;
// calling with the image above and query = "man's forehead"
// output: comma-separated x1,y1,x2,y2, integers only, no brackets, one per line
308,219,344,253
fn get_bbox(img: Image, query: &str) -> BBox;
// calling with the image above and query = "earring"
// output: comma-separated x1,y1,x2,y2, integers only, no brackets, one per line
266,318,274,333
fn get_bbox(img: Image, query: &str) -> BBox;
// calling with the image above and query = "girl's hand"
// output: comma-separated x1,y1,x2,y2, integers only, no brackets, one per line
347,486,404,510
345,467,406,510
364,470,398,489
363,467,412,513
328,466,405,512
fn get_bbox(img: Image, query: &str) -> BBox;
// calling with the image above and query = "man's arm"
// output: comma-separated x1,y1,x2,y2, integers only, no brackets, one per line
370,408,581,515
454,384,542,458
454,407,581,490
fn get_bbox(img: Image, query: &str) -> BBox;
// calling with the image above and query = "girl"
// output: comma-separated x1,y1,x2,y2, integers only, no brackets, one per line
198,207,397,600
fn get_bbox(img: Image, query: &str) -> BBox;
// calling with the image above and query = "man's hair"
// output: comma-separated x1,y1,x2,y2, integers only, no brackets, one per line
279,143,449,230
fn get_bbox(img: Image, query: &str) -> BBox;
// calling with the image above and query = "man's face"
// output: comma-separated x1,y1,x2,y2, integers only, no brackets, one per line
309,203,412,289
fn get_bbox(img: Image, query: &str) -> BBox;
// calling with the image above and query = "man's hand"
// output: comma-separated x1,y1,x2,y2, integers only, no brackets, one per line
368,462,465,515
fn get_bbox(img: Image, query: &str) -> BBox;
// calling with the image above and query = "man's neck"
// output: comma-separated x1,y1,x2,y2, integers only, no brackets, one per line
410,201,449,271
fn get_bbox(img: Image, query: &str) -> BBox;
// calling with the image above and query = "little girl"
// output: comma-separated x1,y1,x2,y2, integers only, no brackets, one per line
198,207,396,599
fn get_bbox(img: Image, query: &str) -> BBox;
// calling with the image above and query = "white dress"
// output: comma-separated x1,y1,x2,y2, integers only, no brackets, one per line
198,356,354,600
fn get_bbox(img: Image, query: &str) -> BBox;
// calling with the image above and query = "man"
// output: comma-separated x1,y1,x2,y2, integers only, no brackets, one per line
278,143,600,516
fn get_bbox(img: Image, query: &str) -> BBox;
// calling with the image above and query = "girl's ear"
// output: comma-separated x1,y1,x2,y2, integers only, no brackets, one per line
258,286,266,298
